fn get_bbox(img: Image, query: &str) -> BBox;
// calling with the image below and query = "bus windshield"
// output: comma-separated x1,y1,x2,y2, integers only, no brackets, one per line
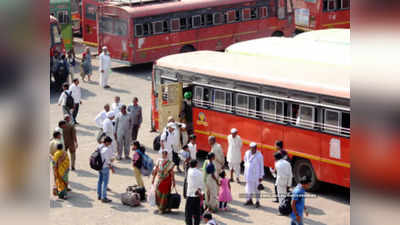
51,23,62,45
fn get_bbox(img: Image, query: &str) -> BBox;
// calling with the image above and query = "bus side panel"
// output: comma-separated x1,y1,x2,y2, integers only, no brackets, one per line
261,122,285,168
82,0,98,45
168,29,197,55
319,9,350,29
284,126,321,179
192,107,212,152
319,134,350,187
134,33,174,64
234,20,260,44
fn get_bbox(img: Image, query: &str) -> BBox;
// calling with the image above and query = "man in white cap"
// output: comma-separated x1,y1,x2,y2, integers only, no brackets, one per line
244,142,264,208
99,46,111,88
227,128,243,183
208,136,225,175
160,122,176,161
103,111,116,154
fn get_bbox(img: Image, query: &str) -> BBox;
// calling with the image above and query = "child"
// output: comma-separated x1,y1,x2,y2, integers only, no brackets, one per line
180,145,191,198
218,170,232,211
203,213,217,225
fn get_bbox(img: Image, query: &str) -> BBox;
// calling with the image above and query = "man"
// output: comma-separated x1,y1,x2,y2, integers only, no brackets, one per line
180,145,192,199
188,134,197,160
185,160,204,225
114,105,132,160
57,83,73,119
98,136,115,203
227,128,243,183
69,78,82,124
54,120,66,147
127,97,143,142
208,136,224,175
160,122,176,161
180,123,189,147
62,115,78,171
270,140,289,203
273,151,293,207
103,111,116,155
95,104,110,143
111,96,122,117
244,142,264,208
291,176,310,225
99,46,111,88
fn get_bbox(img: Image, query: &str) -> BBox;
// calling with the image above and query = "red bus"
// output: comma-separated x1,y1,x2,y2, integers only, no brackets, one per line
98,0,295,65
294,0,350,32
82,0,101,46
71,0,82,35
151,51,350,190
50,16,64,57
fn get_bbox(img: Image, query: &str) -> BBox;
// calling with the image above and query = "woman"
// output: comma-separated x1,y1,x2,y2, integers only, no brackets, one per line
152,149,176,214
80,47,93,81
204,152,220,213
53,143,70,199
132,141,145,188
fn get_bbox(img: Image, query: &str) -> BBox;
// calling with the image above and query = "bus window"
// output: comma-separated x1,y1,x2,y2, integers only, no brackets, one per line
324,109,340,134
85,4,96,20
242,8,251,21
298,105,315,129
57,10,70,24
236,94,249,115
335,0,342,9
180,18,187,30
101,17,113,34
135,24,143,37
204,14,213,26
342,0,350,9
115,20,128,36
143,23,152,36
276,101,284,122
153,21,164,34
341,112,350,135
213,12,223,25
214,90,232,112
226,10,236,23
249,96,256,117
192,15,202,28
194,86,204,107
323,0,336,11
171,18,180,32
262,99,284,122
251,8,258,19
259,7,268,18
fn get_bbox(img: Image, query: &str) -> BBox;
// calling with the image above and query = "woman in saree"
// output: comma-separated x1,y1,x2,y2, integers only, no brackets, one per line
80,47,93,81
204,152,220,213
152,149,176,214
53,144,70,200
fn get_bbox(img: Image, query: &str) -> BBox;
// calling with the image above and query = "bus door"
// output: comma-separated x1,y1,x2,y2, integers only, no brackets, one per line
158,82,183,130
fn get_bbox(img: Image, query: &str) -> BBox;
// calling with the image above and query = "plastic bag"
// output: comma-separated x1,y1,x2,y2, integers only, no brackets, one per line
149,183,156,207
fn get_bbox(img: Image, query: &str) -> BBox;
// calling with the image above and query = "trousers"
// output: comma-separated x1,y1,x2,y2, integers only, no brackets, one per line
185,196,201,225
117,133,130,158
133,167,144,188
97,167,110,199
245,180,260,201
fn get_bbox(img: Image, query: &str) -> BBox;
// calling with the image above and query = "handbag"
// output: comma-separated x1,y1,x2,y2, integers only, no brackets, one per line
167,187,181,209
257,183,265,191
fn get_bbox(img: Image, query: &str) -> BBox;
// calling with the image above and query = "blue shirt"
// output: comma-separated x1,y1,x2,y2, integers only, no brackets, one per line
290,184,306,220
206,162,215,174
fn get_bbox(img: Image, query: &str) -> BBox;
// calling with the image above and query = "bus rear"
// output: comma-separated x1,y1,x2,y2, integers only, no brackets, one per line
294,0,350,31
71,0,82,35
82,0,100,46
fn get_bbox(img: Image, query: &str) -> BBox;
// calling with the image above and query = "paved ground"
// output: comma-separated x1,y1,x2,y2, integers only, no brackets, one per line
49,42,349,225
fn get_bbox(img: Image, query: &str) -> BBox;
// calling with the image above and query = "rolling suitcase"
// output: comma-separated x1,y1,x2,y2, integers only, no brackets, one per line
127,185,146,202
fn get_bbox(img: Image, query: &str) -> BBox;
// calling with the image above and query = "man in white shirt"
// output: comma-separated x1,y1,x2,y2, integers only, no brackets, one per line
103,111,116,155
57,83,73,118
185,160,204,225
227,128,243,183
273,151,293,206
160,122,176,161
111,96,122,117
114,105,132,160
97,136,115,203
95,104,110,143
244,142,264,208
188,134,197,160
69,78,82,124
99,46,111,88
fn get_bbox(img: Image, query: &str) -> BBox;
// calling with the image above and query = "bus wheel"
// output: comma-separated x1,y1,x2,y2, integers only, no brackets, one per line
180,45,196,53
271,31,284,37
293,159,320,191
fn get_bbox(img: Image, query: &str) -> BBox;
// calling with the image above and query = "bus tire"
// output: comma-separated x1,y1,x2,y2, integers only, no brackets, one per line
293,159,320,191
180,45,196,53
271,31,284,37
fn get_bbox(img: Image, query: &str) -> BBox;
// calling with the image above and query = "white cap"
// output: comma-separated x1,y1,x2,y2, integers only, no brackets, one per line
107,111,115,118
250,142,257,148
181,123,186,129
167,122,175,128
231,128,238,133
102,46,108,50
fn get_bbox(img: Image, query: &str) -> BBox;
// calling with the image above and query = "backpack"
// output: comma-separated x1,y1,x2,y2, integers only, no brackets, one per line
89,147,104,171
137,150,154,176
278,194,292,215
65,91,75,109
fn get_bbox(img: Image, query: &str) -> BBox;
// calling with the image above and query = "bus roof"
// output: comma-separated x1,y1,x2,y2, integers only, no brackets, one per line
108,0,256,18
225,37,350,65
156,51,350,99
294,29,350,45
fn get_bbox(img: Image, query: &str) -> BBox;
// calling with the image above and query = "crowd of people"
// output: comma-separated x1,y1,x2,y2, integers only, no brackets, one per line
50,47,311,224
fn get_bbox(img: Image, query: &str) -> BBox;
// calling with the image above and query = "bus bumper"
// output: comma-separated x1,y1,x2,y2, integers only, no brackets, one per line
111,58,132,66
